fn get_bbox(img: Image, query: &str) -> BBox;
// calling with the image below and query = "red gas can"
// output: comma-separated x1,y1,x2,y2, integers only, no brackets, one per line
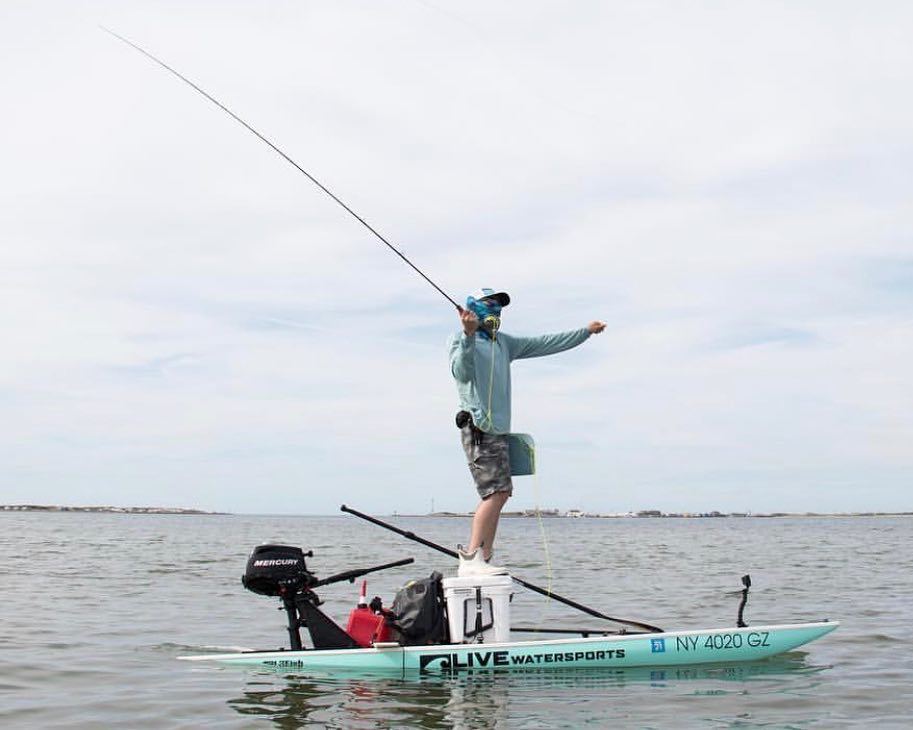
344,580,393,647
345,607,390,647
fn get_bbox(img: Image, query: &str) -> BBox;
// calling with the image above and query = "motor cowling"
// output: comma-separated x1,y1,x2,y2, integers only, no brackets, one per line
242,544,313,597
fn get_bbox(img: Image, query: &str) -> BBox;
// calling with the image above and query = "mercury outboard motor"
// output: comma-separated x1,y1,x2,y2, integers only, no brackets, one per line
241,543,414,651
242,544,313,597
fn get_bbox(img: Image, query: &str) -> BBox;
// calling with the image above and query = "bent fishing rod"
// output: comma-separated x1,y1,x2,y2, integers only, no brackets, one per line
101,27,461,312
340,504,664,634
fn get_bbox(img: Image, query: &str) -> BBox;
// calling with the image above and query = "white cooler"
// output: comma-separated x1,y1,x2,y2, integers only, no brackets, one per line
442,574,513,644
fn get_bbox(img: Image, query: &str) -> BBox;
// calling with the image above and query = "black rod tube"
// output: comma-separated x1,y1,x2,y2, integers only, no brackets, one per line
340,504,663,633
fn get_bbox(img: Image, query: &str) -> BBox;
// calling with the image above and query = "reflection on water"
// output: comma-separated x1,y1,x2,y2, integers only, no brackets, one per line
226,653,830,729
230,675,455,729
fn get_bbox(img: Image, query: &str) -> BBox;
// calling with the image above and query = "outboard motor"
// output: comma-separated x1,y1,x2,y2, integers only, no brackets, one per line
240,543,414,651
242,544,313,597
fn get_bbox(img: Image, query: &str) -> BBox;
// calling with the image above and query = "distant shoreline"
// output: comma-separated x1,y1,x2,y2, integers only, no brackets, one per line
3,505,909,518
0,505,223,515
424,510,913,519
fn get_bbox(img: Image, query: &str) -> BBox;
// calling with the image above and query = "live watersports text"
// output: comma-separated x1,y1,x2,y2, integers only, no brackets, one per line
260,648,626,672
419,648,625,672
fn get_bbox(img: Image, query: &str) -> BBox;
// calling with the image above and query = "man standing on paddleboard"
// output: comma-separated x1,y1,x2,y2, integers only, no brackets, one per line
449,288,606,576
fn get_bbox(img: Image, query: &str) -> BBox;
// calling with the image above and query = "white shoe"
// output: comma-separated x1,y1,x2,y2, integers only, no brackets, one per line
457,546,508,577
457,545,477,561
457,544,479,576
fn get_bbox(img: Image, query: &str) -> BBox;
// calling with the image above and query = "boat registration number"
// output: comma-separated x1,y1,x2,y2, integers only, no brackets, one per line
675,631,770,652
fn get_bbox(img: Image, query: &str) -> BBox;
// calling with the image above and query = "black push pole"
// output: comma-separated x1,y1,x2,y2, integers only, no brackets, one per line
340,504,663,634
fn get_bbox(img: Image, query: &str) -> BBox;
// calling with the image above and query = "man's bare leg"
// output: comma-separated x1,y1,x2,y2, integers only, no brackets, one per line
468,491,510,560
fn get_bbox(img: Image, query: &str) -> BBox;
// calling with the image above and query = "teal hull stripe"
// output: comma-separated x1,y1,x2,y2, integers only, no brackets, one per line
180,621,838,675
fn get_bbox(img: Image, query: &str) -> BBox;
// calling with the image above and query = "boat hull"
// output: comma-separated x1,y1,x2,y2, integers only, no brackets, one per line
180,621,838,676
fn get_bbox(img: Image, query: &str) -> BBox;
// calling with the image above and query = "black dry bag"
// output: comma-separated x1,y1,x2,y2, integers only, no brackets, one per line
389,571,447,645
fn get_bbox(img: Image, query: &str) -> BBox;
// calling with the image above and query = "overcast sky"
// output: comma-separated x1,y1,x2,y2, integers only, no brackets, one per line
1,1,911,515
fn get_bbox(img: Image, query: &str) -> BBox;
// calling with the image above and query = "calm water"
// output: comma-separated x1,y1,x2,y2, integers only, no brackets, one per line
1,512,911,728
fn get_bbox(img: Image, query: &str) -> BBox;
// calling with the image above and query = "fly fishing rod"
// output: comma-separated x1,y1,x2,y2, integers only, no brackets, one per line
101,27,462,312
340,504,664,633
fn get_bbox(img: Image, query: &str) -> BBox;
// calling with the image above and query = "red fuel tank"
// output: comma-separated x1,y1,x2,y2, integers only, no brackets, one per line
345,607,392,647
345,581,393,647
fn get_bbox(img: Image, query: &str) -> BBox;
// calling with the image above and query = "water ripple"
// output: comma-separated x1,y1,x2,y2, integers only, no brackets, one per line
1,513,911,728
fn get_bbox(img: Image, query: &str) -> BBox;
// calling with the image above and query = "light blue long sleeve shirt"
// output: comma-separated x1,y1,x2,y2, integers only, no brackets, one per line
448,328,592,434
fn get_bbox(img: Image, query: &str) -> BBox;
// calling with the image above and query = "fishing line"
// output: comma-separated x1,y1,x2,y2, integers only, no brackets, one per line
101,27,462,312
479,336,496,432
478,329,553,594
482,322,552,620
529,443,554,631
106,27,556,583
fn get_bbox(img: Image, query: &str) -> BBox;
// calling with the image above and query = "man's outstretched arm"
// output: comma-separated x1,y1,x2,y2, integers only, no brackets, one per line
508,320,606,360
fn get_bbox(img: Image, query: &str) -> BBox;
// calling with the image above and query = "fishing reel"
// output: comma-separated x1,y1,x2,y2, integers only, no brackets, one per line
480,314,501,338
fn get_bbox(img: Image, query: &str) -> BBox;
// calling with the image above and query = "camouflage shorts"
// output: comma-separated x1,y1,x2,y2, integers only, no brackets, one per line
460,426,513,499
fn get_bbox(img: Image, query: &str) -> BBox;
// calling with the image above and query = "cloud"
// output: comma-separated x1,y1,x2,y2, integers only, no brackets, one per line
704,324,819,351
1,1,911,512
